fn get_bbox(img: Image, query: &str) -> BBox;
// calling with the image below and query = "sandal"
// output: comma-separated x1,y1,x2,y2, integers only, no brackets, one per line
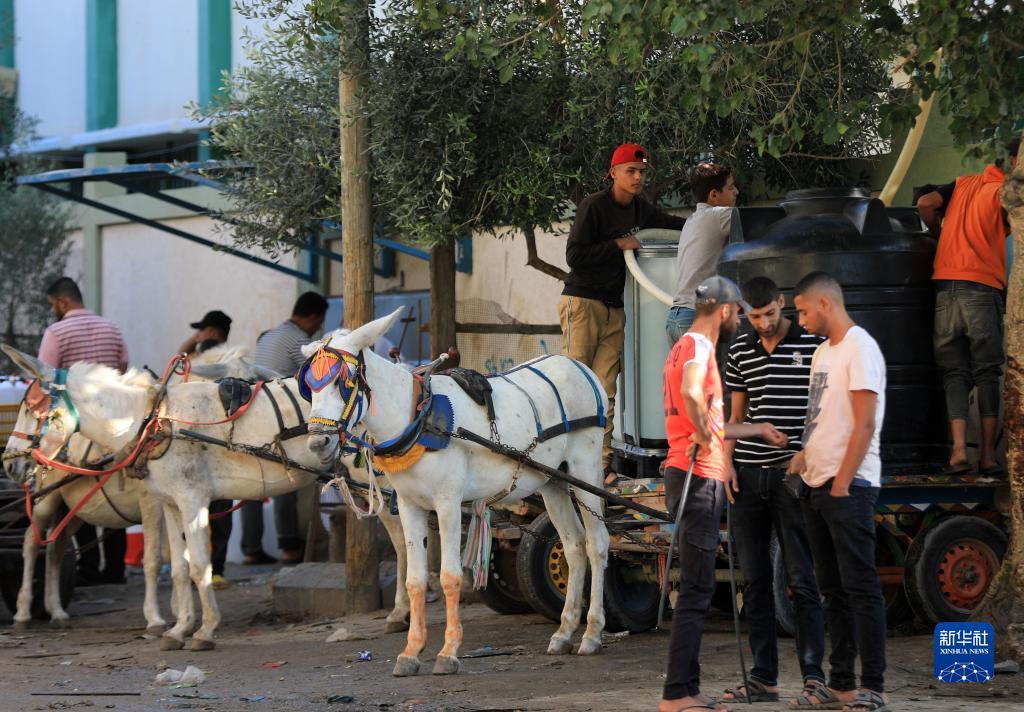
789,680,843,709
722,678,779,702
844,690,890,712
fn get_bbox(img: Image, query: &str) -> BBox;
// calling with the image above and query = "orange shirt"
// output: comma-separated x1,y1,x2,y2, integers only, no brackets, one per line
933,164,1008,290
663,332,725,481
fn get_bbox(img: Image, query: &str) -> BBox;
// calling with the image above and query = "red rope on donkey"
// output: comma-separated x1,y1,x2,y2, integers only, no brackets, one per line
21,354,259,546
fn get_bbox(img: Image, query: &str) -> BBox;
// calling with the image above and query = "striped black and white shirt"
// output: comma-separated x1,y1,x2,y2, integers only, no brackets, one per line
725,322,822,466
254,320,314,377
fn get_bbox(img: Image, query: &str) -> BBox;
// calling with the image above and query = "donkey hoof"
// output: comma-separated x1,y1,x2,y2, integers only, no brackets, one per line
576,636,602,655
146,625,167,636
546,637,573,655
392,655,421,677
384,618,410,634
49,617,71,629
159,635,185,651
190,637,216,651
13,620,30,631
432,655,462,675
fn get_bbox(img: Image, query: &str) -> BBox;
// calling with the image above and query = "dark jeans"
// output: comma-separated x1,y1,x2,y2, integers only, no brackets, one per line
663,469,725,700
209,500,234,577
732,466,825,686
801,485,886,693
934,280,1005,420
77,525,126,580
241,492,302,555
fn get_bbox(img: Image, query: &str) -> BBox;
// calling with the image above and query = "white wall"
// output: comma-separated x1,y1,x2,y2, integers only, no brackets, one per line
64,229,84,283
100,216,301,368
15,0,87,137
117,0,197,126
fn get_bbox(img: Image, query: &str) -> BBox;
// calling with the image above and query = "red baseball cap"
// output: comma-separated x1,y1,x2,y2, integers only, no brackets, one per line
610,143,649,168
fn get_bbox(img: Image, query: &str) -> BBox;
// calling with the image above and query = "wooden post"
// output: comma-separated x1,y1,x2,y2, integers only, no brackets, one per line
339,1,379,614
429,241,457,358
427,241,456,586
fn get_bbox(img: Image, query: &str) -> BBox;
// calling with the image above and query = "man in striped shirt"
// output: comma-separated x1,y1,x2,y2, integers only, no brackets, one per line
39,278,129,372
38,277,129,585
720,276,826,705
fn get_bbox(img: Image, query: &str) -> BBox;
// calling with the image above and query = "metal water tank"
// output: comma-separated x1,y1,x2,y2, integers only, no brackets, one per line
618,234,679,469
719,188,946,470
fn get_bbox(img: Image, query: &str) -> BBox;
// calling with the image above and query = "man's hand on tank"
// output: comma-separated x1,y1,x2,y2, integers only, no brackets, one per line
786,451,806,475
615,235,642,251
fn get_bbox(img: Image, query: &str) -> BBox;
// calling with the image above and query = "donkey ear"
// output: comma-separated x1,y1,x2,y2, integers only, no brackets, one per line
2,345,56,383
187,362,230,381
345,308,404,353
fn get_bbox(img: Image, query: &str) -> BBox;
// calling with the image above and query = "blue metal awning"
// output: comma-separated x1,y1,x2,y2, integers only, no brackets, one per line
16,161,471,282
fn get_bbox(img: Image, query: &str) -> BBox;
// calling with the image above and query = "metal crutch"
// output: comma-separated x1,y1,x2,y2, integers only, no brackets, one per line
656,443,698,630
726,497,752,704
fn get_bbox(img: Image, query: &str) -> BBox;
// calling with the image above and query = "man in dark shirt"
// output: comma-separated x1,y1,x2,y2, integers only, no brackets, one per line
721,277,826,705
560,143,686,481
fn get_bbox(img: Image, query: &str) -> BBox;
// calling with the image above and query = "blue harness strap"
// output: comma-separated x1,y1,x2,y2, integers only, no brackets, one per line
498,375,543,438
566,359,606,427
525,365,569,434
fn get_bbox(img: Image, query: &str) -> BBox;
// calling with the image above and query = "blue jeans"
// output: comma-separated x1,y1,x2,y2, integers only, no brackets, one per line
732,466,825,686
663,470,725,700
667,306,696,346
801,485,886,693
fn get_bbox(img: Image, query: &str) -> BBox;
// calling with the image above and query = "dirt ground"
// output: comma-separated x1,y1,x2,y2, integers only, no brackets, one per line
1,563,1021,712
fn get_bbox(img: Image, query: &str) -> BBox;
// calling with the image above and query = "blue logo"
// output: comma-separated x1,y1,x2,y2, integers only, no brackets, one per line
934,622,994,683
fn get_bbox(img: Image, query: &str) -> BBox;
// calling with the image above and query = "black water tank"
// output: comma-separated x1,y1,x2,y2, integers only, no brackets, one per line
720,188,946,471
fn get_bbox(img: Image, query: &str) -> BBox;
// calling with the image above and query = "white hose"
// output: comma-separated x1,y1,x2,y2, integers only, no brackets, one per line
624,228,680,306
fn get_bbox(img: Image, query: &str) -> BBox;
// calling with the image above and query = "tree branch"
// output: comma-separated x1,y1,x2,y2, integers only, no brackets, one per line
522,225,568,281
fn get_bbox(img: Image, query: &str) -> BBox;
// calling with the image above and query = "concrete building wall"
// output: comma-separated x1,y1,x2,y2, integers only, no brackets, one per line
15,0,88,137
100,216,299,368
117,1,197,126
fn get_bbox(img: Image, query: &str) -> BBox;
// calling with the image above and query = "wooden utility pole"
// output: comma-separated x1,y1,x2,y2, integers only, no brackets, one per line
339,1,379,614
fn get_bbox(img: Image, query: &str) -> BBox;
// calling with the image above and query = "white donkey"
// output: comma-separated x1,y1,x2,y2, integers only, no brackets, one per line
3,388,168,633
3,346,413,650
304,309,611,677
0,346,273,633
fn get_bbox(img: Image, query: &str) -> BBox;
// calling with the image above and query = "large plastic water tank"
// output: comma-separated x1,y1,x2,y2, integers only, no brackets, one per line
719,188,946,469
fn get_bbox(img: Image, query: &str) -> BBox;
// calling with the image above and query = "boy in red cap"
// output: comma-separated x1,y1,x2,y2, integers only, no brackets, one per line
560,143,686,483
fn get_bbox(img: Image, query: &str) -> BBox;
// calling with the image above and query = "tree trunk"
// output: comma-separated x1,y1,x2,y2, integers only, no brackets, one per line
429,241,457,358
339,1,379,615
972,138,1024,661
523,225,568,281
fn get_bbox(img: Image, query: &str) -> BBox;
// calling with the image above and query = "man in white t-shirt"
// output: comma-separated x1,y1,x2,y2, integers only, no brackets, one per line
787,272,889,712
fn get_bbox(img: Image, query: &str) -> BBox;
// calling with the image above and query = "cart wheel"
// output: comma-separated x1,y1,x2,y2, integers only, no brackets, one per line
0,548,77,621
905,516,1006,625
604,555,660,632
477,544,533,615
516,512,569,623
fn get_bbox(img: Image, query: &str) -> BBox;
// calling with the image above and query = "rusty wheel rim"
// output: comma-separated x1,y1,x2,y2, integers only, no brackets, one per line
936,538,998,612
547,542,568,594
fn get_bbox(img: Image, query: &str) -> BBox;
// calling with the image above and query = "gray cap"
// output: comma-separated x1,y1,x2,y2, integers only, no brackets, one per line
695,275,752,313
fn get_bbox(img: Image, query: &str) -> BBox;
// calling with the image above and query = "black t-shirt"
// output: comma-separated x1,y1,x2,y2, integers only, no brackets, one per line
562,188,686,307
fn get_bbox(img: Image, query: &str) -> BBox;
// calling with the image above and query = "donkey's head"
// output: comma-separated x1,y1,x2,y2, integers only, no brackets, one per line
2,345,155,457
303,308,402,464
2,347,81,482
